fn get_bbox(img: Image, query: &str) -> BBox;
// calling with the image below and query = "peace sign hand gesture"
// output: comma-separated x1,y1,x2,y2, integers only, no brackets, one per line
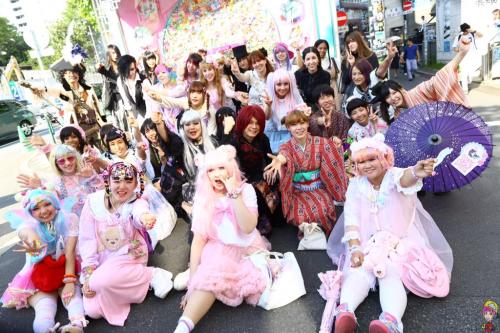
13,239,47,256
346,50,356,67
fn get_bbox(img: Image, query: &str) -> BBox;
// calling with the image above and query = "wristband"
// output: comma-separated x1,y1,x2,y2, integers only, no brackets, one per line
226,188,243,199
349,245,362,255
410,166,421,180
63,277,77,284
341,231,360,243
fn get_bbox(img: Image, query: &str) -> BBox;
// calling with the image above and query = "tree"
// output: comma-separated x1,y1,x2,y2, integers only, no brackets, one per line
0,17,30,67
44,0,101,68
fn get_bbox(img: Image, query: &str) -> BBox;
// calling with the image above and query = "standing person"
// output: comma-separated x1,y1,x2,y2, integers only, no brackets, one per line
452,23,483,94
170,53,203,98
294,47,331,106
328,136,453,333
341,31,379,93
140,50,159,86
231,50,274,109
263,68,308,153
373,40,471,119
389,41,401,79
229,44,251,112
172,145,272,333
117,55,147,125
97,45,125,131
272,42,299,72
1,189,87,333
264,110,347,242
400,38,420,81
314,39,340,84
199,62,246,111
79,162,174,327
308,85,350,143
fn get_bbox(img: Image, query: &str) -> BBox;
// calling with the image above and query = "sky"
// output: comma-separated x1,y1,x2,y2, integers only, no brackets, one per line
0,0,67,31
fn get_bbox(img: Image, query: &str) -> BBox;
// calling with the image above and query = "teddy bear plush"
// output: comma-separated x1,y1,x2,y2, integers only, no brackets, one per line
362,230,401,278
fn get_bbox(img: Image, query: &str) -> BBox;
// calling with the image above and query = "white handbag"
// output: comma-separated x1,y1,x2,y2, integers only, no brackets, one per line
249,251,307,310
297,223,327,250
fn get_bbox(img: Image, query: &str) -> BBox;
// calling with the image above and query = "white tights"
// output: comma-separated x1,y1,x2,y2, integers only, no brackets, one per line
30,286,85,333
339,263,407,330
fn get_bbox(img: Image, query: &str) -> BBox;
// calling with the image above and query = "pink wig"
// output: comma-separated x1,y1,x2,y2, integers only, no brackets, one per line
191,145,243,235
350,135,394,175
266,68,302,115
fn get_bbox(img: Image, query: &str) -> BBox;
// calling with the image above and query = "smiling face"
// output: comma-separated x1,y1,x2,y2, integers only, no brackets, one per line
243,117,260,141
348,40,359,53
184,120,202,141
385,88,404,108
31,200,57,224
158,71,170,86
351,66,366,87
186,60,198,75
276,49,288,62
146,57,156,69
304,52,319,73
288,120,309,142
350,106,370,126
109,177,138,203
56,154,78,175
275,80,290,99
253,58,267,73
207,166,229,193
63,133,81,151
109,138,129,159
145,127,158,143
64,70,79,85
189,91,204,108
202,67,215,82
316,42,328,58
318,94,335,113
357,156,385,181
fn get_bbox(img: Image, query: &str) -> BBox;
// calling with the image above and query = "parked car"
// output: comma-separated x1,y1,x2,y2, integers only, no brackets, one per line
0,99,37,141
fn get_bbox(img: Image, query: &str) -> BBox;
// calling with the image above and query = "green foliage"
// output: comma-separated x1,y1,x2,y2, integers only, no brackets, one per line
44,0,100,68
0,17,30,66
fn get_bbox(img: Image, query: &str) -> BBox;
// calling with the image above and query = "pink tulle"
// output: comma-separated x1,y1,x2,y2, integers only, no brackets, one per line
189,240,268,307
1,266,36,309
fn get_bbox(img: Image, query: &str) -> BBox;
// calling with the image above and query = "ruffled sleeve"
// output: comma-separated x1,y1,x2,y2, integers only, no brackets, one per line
78,197,99,269
343,179,362,228
392,167,423,195
241,183,258,214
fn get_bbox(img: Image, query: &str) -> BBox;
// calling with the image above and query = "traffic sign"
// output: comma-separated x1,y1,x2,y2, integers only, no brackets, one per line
403,1,413,12
337,10,348,27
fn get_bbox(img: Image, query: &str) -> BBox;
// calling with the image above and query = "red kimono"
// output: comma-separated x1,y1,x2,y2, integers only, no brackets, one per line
279,134,347,235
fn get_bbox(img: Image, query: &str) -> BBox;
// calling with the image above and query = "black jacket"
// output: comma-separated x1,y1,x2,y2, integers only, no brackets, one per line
294,68,331,106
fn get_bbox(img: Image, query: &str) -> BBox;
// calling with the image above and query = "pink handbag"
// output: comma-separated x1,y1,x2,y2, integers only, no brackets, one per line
400,244,450,298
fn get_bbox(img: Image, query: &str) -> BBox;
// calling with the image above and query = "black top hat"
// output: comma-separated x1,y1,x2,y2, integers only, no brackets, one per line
50,57,75,72
232,44,249,60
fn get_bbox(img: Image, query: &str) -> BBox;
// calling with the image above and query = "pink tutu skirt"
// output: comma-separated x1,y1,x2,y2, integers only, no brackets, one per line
1,266,36,309
189,238,269,307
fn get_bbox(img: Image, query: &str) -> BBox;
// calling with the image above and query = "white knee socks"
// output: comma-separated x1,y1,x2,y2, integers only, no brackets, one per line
379,264,407,329
33,296,57,333
339,269,372,312
174,316,195,333
62,285,87,327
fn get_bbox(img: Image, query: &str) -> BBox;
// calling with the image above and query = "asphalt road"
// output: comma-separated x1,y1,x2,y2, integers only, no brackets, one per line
0,74,499,332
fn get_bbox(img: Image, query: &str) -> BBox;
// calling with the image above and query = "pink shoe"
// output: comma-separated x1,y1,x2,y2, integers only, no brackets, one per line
335,312,357,333
369,312,401,333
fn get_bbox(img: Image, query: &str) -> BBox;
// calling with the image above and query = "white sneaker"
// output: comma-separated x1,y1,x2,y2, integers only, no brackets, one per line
173,268,190,291
150,268,173,298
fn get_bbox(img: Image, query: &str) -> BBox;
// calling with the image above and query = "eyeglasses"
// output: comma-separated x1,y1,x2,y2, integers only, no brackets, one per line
56,156,76,166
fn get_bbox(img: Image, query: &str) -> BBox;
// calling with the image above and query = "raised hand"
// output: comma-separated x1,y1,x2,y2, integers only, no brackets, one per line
261,91,272,106
386,41,398,59
151,110,163,124
230,58,240,74
223,116,235,135
220,173,241,194
76,163,94,178
263,153,285,184
13,239,46,256
350,250,364,268
414,158,436,178
140,213,157,230
147,90,162,102
128,115,139,129
346,50,355,67
17,173,42,189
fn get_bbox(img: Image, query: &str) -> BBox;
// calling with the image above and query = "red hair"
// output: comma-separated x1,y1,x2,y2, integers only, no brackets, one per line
235,105,266,137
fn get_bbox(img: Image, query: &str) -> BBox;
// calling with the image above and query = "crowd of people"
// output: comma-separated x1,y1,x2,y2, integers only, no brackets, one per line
0,27,475,333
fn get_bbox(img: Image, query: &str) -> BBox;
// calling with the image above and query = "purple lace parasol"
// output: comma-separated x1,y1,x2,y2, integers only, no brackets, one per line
385,101,493,192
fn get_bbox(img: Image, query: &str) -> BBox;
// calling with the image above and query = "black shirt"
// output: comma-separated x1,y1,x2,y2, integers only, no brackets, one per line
294,68,331,106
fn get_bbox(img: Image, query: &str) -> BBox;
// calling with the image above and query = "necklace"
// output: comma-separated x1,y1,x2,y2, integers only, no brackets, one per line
366,182,386,214
109,197,125,218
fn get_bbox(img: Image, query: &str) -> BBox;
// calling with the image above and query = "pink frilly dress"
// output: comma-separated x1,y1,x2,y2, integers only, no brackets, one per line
327,167,453,289
1,213,80,309
188,184,270,306
78,190,153,326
